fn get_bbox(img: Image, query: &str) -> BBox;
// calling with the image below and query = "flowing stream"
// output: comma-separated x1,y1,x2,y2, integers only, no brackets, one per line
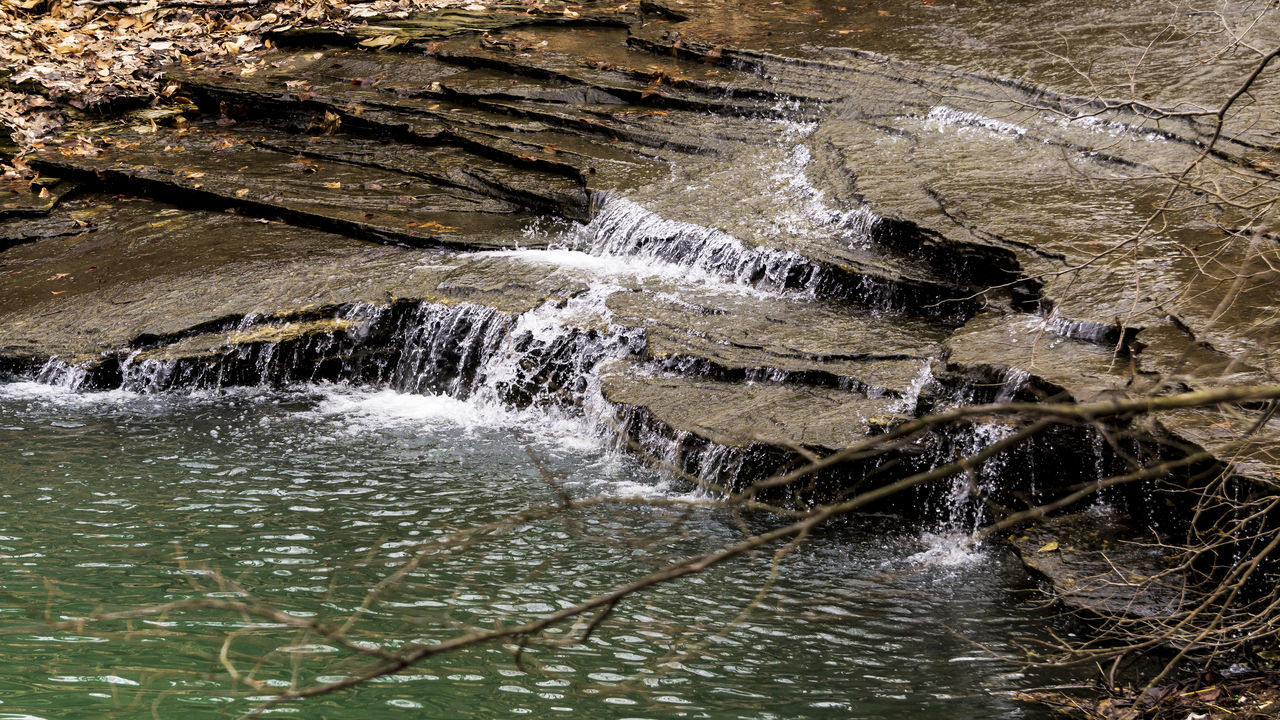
0,381,1066,719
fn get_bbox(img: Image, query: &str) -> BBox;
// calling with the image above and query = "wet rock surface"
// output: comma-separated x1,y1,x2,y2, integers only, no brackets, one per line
2,1,1278,530
1011,512,1188,620
600,358,905,451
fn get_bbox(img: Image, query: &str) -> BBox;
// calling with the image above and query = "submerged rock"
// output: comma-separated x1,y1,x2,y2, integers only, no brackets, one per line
1011,512,1189,620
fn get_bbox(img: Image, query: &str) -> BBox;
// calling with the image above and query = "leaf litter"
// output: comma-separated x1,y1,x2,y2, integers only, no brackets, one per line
0,0,491,153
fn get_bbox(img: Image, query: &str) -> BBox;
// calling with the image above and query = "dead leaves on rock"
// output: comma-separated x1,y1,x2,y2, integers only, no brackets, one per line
406,220,459,233
0,0,488,146
0,89,63,146
479,32,547,51
1019,672,1280,720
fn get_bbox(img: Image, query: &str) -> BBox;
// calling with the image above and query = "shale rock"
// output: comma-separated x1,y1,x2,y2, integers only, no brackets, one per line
1,0,1277,514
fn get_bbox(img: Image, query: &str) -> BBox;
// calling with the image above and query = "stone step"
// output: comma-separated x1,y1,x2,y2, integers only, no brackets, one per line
599,358,907,455
1011,513,1190,620
633,0,1279,160
155,38,1031,316
273,1,637,48
939,311,1139,405
31,120,569,251
0,194,588,370
432,26,835,109
1,191,955,403
605,288,944,395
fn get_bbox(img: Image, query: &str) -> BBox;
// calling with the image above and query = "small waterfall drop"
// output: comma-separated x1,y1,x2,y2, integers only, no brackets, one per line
35,357,91,390
570,195,823,293
910,422,1016,568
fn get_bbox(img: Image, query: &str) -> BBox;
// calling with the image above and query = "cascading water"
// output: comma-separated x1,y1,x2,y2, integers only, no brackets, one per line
18,127,955,500
995,367,1032,402
34,356,90,390
773,144,880,242
909,422,1017,567
375,302,512,398
569,194,824,293
553,134,889,305
894,360,935,414
924,106,1029,138
110,293,646,412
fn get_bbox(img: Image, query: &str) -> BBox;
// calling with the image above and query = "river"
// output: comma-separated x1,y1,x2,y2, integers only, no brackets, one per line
0,380,1066,719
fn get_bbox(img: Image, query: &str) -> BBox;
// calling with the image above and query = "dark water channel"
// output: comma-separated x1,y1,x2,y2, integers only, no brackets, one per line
0,381,1068,719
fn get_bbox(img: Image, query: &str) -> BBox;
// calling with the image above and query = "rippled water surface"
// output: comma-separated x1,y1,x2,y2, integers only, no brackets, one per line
0,382,1065,719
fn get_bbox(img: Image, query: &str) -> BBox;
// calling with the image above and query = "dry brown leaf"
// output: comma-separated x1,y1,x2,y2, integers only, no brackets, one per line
358,34,398,49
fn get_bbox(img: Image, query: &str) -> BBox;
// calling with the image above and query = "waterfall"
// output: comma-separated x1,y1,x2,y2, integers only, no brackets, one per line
108,293,645,406
20,290,765,488
994,367,1032,402
375,303,512,398
936,423,1016,534
893,360,935,414
570,195,824,293
907,422,1017,567
34,357,90,390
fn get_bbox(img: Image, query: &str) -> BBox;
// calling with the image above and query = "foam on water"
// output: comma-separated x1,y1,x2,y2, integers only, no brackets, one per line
0,379,140,408
304,382,605,454
906,531,986,570
475,247,667,277
311,385,513,430
1053,113,1166,142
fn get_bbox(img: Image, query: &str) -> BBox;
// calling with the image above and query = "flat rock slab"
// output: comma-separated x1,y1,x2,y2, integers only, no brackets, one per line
1011,512,1189,619
0,195,587,365
600,359,905,452
275,2,637,47
636,0,1278,156
942,311,1137,403
0,212,90,253
607,287,944,394
0,179,75,221
170,29,1007,306
32,121,557,250
1151,406,1280,487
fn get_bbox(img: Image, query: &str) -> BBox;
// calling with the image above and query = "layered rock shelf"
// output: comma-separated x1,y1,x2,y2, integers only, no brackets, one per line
3,0,1278,611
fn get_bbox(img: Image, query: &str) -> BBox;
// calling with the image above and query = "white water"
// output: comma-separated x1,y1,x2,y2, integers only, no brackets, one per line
773,144,879,243
925,106,1028,138
894,359,935,414
0,378,136,407
566,194,821,293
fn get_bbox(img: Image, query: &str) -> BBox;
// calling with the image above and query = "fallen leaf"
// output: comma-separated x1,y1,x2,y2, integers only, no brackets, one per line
358,34,398,49
1037,541,1059,553
234,188,250,197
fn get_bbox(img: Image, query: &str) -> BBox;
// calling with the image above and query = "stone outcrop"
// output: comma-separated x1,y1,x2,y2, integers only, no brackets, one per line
2,0,1277,536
